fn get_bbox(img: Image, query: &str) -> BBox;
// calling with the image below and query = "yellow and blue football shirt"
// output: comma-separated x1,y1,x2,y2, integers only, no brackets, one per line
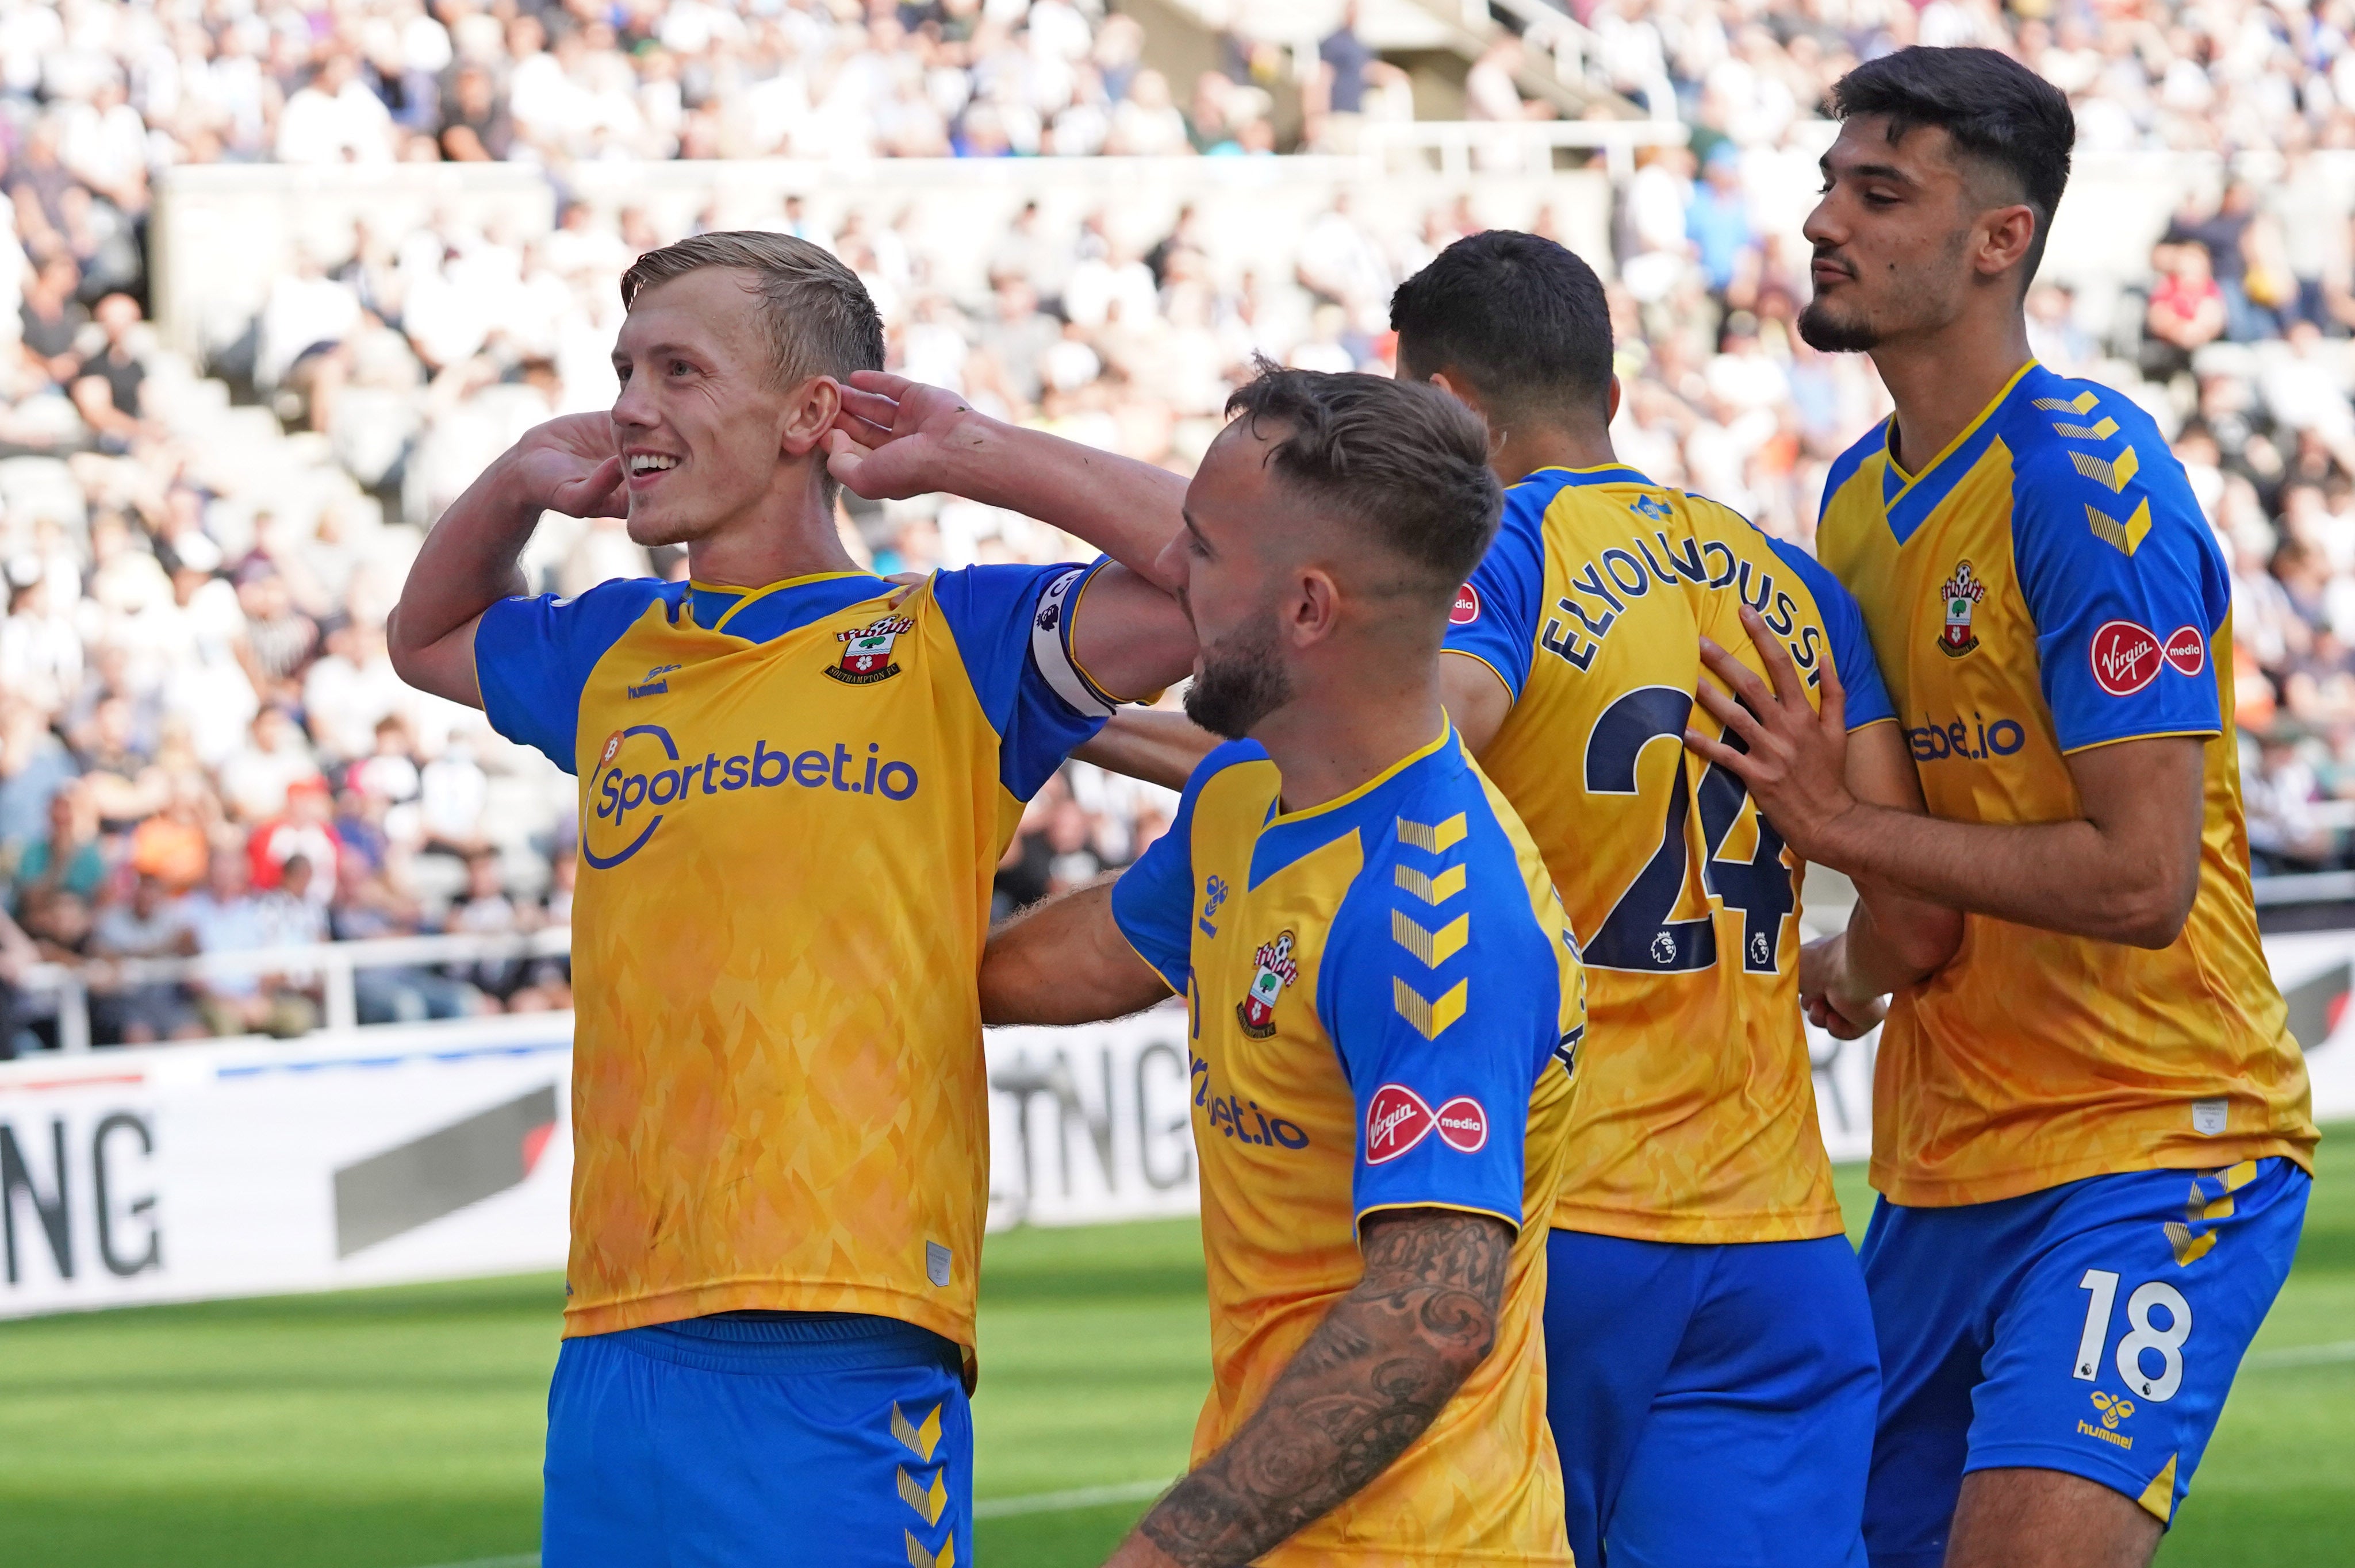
1443,466,1894,1243
1111,727,1580,1565
1815,362,2318,1206
475,561,1126,1348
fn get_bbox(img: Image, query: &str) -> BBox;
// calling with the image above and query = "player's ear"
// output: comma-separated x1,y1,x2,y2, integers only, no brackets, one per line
1978,203,2038,282
1428,369,1482,418
778,374,843,459
1287,566,1341,648
1607,374,1623,425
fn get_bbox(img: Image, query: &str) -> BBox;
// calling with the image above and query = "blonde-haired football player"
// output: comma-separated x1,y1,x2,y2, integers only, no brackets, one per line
389,232,1194,1566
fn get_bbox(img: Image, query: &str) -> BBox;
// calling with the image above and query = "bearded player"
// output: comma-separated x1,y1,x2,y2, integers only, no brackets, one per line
980,366,1583,1568
388,232,1193,1566
1689,48,2316,1568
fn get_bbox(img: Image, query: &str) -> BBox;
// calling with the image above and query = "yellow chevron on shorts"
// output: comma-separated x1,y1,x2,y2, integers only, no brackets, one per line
2135,1453,2179,1524
2050,416,2120,441
891,1401,942,1463
1394,862,1467,905
1393,976,1469,1040
2163,1221,2216,1266
2085,498,2152,556
2069,445,2140,493
1392,909,1470,967
899,1465,948,1526
2034,391,2101,414
906,1528,957,1568
1397,813,1467,854
2168,1159,2262,1264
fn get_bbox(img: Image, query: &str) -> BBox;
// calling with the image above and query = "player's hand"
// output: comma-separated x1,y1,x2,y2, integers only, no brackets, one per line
824,370,989,499
1686,604,1858,864
1799,933,1885,1040
500,412,626,520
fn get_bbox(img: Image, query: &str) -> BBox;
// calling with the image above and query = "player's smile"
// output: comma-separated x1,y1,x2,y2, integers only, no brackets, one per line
624,448,683,490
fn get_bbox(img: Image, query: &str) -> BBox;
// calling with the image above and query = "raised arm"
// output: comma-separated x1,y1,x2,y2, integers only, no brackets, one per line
981,877,1173,1026
1106,1209,1512,1568
1692,603,2203,950
825,371,1187,590
386,413,624,708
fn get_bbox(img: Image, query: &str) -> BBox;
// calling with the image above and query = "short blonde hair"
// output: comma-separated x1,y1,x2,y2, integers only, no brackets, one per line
619,230,885,390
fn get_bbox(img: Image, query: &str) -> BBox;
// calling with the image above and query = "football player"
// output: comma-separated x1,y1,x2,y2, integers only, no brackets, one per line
1691,47,2318,1568
388,232,1195,1567
1394,230,1958,1568
980,366,1583,1568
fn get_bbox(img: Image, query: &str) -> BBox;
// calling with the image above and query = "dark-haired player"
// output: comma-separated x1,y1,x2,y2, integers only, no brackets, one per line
1393,230,1957,1568
1692,46,2317,1568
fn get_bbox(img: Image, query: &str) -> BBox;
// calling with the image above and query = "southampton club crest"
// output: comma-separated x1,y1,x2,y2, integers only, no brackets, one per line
825,615,915,686
1939,560,1987,658
1236,930,1299,1040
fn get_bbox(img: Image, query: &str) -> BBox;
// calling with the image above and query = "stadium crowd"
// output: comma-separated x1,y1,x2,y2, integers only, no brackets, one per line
2,0,2355,1050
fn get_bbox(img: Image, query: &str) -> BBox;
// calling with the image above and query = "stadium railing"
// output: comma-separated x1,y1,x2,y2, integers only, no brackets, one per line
17,862,2346,1055
1359,120,1689,178
16,929,573,1053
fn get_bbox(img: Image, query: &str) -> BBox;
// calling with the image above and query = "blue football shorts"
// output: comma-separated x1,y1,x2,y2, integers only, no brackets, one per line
1544,1228,1881,1568
1859,1158,2310,1568
542,1310,973,1568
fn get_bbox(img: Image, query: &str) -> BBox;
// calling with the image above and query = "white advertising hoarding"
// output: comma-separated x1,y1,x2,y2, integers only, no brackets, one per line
5,939,2353,1320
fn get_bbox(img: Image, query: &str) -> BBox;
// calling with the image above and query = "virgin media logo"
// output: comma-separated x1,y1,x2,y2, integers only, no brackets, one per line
2089,620,2161,697
1363,1083,1490,1164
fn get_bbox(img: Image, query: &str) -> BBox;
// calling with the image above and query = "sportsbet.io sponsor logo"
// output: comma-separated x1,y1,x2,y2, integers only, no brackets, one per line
583,723,921,870
1909,712,2028,763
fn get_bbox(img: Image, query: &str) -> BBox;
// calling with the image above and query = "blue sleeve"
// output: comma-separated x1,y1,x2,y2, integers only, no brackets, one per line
1759,535,1896,731
930,561,1119,801
474,578,672,775
1441,482,1546,700
1318,791,1557,1232
2010,405,2227,752
1107,745,1250,994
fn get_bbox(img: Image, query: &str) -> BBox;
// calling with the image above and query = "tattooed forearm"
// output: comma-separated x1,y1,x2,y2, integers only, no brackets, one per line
1132,1209,1513,1568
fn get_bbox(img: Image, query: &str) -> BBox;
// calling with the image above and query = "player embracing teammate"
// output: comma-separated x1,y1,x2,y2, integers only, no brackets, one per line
1699,45,2316,1568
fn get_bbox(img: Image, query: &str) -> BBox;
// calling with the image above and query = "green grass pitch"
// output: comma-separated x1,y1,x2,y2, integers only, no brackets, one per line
1,1134,2348,1566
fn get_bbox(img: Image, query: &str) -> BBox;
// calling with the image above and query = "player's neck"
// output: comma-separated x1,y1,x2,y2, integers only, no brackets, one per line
1491,421,1616,486
1870,307,2034,478
682,486,860,589
1253,662,1449,817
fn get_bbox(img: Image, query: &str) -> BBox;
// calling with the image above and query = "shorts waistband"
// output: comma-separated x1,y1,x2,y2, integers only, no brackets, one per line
601,1311,962,1376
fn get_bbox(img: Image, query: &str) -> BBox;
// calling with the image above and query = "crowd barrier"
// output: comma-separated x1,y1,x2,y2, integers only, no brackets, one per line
5,932,2354,1320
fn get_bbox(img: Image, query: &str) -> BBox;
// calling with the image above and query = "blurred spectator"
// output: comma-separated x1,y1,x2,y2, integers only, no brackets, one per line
1686,146,1756,299
181,849,318,1039
86,874,203,1046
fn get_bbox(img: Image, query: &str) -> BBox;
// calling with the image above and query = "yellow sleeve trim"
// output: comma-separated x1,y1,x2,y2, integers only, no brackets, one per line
2058,728,2221,756
1065,562,1163,707
1846,715,1900,735
1441,648,1518,708
1114,923,1183,1000
1355,1199,1523,1239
